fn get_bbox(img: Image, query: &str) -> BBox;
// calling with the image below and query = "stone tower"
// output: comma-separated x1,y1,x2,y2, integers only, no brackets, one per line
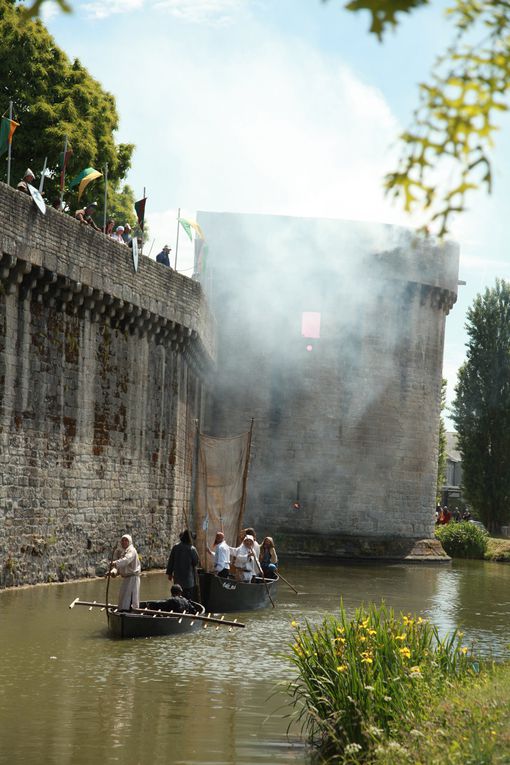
196,212,458,559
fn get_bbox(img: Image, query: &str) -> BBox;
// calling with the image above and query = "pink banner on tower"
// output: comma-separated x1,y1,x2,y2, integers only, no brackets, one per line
301,312,321,338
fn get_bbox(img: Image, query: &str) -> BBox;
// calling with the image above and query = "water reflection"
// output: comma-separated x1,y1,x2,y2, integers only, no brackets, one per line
1,559,510,764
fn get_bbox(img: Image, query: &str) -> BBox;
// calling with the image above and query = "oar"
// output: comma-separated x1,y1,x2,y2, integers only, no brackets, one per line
69,599,245,628
253,556,275,608
277,571,299,594
104,543,117,626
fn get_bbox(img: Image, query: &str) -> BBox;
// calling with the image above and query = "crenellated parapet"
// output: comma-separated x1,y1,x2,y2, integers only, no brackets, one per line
0,183,215,378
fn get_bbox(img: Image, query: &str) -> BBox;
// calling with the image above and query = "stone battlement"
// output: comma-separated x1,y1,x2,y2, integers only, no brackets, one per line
0,183,215,374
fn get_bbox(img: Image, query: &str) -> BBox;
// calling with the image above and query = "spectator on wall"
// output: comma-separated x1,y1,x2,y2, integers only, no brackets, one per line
17,168,35,194
75,202,101,231
122,223,133,246
156,245,171,267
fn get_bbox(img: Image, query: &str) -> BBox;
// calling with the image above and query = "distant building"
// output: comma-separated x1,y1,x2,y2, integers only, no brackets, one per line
441,431,463,507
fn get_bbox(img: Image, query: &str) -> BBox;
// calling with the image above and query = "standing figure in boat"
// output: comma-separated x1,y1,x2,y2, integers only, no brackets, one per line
110,534,141,611
242,527,260,557
232,534,258,582
207,531,231,578
259,536,278,579
166,530,200,600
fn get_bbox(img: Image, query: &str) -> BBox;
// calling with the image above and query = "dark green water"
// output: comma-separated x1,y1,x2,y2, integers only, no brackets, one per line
1,559,510,765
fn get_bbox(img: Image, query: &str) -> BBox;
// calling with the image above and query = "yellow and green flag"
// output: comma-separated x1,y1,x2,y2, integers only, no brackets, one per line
0,116,19,157
179,217,205,241
69,166,102,199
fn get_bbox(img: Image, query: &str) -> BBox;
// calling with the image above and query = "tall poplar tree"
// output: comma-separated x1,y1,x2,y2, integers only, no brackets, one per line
452,280,510,532
0,0,135,221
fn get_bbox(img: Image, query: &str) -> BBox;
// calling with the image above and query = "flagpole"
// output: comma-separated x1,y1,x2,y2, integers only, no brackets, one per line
103,162,108,232
60,135,68,211
174,207,181,270
7,101,13,186
142,187,146,253
39,157,47,193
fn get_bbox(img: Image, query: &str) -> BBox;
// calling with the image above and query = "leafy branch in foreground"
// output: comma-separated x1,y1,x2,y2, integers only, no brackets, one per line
21,0,71,19
383,0,510,235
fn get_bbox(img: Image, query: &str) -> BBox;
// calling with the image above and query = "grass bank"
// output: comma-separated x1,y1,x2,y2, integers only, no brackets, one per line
286,603,510,764
369,661,510,764
485,537,510,561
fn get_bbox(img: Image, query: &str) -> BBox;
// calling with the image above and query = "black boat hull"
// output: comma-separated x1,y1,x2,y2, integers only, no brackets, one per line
107,600,205,639
199,571,278,612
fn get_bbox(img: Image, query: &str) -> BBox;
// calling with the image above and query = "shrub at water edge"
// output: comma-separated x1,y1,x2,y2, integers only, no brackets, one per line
286,602,475,763
435,521,488,559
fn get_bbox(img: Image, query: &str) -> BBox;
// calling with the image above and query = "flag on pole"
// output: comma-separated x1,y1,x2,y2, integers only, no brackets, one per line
179,217,204,241
0,116,19,157
134,197,147,231
59,148,73,191
69,166,102,200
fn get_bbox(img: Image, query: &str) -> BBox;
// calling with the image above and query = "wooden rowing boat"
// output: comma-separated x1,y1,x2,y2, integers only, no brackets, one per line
107,600,206,639
198,572,279,613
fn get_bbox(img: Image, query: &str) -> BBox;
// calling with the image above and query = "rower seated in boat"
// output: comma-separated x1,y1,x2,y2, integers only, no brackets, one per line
161,584,198,614
231,535,258,583
259,536,278,579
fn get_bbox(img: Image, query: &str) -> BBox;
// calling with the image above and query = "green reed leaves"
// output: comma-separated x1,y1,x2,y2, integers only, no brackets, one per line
287,602,475,763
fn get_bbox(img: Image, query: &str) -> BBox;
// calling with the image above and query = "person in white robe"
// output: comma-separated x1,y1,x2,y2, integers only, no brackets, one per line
111,534,141,610
231,535,258,582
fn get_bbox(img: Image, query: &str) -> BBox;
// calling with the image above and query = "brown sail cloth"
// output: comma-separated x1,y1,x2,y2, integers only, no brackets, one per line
193,430,251,570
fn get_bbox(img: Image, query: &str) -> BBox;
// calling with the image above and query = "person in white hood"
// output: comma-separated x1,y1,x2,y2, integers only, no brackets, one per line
231,535,258,582
110,534,141,610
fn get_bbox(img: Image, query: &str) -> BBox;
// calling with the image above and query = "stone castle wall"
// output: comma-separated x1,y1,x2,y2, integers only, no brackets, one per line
0,184,214,587
197,212,458,558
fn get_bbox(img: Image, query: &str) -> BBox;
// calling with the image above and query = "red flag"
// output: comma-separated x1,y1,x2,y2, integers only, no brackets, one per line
135,197,147,231
59,149,73,191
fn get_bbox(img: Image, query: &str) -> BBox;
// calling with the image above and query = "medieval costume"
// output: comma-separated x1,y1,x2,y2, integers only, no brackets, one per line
112,534,141,610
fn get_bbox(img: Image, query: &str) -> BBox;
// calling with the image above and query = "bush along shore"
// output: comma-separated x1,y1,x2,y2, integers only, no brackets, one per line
435,520,489,559
434,520,510,561
286,602,491,764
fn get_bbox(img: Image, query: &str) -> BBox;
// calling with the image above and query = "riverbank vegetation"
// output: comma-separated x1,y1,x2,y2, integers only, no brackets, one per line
485,536,510,561
287,602,476,764
435,521,488,559
367,662,510,764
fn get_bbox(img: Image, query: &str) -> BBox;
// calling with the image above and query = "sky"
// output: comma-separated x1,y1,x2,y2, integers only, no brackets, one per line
39,0,510,424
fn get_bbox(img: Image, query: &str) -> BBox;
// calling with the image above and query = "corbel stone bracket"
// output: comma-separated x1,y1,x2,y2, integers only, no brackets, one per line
0,252,211,378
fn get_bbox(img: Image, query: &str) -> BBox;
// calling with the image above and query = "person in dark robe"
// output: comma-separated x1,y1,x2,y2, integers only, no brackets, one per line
166,529,199,600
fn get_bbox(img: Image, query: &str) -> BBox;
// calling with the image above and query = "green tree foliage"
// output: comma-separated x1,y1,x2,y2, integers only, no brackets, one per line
435,520,488,558
437,377,447,501
451,280,510,533
0,0,135,221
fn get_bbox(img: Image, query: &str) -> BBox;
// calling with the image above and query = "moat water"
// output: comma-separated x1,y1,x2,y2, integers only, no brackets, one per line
2,559,510,765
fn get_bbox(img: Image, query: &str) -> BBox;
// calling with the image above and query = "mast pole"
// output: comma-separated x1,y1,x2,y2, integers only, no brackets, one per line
238,418,254,545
